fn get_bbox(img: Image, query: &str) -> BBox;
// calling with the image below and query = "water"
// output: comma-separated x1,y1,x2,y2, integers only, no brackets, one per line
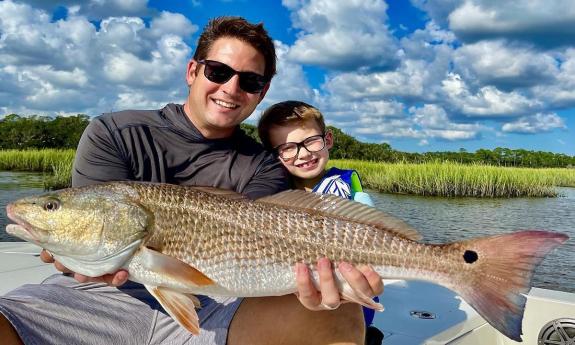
369,187,575,293
0,171,45,242
0,171,573,292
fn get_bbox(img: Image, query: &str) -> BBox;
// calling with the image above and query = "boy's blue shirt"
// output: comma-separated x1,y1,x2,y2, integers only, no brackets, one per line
312,167,374,206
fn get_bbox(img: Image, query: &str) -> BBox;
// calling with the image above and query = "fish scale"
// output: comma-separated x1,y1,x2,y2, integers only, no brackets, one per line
5,181,568,341
130,183,465,292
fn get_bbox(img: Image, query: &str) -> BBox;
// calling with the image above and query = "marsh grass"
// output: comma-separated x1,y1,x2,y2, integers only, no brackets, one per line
330,160,575,197
0,149,75,190
0,150,573,197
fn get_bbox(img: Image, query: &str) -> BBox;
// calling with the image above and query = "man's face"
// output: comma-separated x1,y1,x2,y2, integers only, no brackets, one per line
184,37,269,139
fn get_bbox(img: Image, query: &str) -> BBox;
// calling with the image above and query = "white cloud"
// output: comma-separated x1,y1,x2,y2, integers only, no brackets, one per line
531,48,575,107
149,11,198,38
441,73,540,116
502,113,567,134
453,40,558,89
354,118,421,139
285,0,399,70
410,104,482,140
251,40,316,122
410,0,462,27
15,0,152,19
416,0,575,47
0,1,192,116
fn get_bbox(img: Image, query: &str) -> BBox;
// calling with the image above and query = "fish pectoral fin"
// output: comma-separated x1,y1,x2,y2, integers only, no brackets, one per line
146,285,200,335
341,285,384,311
186,293,202,309
140,246,214,287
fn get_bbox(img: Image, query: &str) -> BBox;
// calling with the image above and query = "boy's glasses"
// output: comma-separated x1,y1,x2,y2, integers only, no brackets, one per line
274,134,326,160
197,59,270,94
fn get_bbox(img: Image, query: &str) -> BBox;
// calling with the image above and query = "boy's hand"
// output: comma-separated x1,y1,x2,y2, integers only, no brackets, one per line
294,257,383,311
40,249,129,286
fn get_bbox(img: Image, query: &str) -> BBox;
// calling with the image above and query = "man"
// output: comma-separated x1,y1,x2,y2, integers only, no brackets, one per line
0,17,383,345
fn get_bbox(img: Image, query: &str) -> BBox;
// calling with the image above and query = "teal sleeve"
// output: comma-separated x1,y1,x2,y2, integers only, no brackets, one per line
353,192,374,207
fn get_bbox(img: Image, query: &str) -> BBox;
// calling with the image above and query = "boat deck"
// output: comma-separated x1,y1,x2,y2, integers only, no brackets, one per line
0,242,58,295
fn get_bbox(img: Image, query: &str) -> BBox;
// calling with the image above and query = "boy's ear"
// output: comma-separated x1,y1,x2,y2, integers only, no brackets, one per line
325,130,334,149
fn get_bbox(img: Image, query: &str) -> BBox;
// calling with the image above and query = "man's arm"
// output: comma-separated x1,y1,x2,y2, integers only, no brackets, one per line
72,118,131,187
242,153,289,199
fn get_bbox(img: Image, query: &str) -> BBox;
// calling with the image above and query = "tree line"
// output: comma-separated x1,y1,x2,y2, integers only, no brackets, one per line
1,114,573,168
0,114,89,149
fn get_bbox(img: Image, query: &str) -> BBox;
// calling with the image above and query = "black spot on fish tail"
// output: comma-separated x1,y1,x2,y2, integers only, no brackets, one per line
463,250,478,264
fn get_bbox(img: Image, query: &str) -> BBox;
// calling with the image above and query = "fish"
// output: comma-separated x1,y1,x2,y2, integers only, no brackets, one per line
5,181,568,341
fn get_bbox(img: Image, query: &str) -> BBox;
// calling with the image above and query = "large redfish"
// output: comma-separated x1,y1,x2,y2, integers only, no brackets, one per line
5,181,568,341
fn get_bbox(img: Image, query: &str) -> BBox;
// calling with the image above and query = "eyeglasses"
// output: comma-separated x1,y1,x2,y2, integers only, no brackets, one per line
274,134,326,160
197,59,270,94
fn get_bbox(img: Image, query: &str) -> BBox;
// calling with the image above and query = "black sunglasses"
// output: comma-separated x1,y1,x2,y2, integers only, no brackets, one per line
197,59,270,94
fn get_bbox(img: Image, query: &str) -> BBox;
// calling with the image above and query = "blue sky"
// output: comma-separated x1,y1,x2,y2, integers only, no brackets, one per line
0,0,574,155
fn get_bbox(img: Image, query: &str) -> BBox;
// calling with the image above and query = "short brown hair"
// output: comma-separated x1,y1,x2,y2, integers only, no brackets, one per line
258,101,326,149
193,16,277,79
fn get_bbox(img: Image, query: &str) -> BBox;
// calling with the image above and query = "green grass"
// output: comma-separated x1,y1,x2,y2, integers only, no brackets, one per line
330,160,575,197
0,149,75,190
1,150,574,197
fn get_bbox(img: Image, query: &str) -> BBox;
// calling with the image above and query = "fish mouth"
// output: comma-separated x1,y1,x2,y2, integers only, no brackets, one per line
6,204,42,243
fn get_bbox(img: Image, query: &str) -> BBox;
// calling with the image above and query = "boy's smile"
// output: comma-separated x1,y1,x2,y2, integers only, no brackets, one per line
295,157,319,170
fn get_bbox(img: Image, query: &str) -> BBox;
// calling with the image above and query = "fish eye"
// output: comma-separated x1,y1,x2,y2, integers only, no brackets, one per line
43,199,60,212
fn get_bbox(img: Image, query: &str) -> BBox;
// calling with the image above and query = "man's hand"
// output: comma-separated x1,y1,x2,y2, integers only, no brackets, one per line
294,257,384,311
40,249,129,286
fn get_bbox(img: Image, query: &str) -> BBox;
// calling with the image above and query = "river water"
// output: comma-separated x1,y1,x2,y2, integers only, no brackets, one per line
0,171,573,293
370,187,575,293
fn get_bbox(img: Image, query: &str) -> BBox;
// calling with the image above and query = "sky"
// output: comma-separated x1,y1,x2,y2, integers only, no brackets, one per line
0,0,574,155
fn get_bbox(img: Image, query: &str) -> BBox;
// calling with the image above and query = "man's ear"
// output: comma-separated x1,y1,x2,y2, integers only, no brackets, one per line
186,59,199,86
325,130,334,149
257,82,271,103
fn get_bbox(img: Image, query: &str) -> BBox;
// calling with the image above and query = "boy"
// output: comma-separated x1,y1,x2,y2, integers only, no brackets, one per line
258,100,384,345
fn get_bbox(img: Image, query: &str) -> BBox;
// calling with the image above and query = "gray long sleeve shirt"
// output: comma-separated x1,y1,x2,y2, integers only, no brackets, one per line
72,103,288,199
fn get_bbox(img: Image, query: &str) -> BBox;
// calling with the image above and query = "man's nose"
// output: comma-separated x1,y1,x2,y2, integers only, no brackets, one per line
221,74,242,95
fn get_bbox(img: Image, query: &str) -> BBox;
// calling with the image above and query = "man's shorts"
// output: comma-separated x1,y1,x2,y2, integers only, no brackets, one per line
0,274,242,345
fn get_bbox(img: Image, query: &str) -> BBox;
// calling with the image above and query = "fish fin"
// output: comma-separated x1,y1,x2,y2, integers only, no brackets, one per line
257,190,421,241
447,230,568,342
140,246,214,287
340,285,384,311
145,285,200,335
187,293,202,309
188,186,246,200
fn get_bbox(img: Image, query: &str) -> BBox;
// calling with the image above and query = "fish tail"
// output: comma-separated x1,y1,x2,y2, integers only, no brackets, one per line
448,230,568,342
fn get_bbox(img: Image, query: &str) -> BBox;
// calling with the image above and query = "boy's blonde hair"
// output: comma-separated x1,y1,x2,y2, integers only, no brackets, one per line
258,100,326,149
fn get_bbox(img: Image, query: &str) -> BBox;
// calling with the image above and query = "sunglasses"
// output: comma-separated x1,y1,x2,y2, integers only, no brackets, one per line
197,59,270,94
274,134,326,160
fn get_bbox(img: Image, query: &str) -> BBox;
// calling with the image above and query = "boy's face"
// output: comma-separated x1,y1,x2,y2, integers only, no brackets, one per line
268,121,333,180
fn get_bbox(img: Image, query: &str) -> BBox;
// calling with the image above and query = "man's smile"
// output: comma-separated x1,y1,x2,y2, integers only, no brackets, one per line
213,98,239,109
